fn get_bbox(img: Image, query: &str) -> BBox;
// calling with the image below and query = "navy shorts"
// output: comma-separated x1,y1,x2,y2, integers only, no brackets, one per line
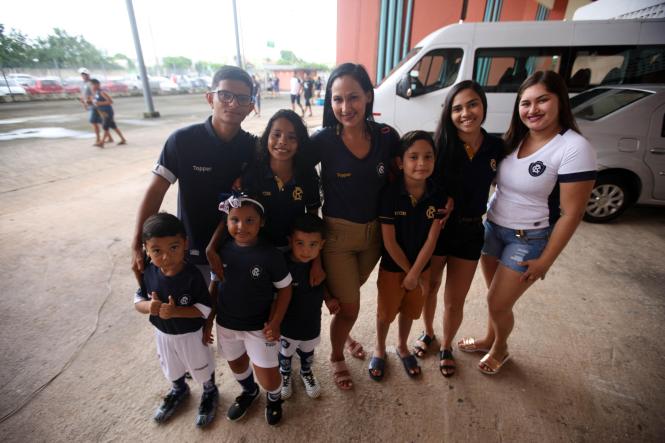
89,108,102,124
481,220,551,273
434,217,485,260
290,94,301,105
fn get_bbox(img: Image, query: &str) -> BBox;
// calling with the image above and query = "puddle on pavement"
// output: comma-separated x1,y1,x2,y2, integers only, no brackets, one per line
0,114,79,125
0,127,94,141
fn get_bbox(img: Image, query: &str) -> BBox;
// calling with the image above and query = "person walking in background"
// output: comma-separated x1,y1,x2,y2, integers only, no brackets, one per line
252,75,262,117
302,73,314,117
90,78,127,148
78,67,111,146
290,73,304,116
273,77,280,97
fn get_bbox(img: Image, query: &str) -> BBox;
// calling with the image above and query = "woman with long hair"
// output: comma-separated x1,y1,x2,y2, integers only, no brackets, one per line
414,80,505,377
460,71,596,374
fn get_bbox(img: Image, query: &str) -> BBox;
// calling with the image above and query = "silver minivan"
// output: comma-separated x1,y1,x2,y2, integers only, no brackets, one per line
572,85,665,222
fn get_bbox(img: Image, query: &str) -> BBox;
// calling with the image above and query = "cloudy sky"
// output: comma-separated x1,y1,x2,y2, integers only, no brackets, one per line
3,0,337,65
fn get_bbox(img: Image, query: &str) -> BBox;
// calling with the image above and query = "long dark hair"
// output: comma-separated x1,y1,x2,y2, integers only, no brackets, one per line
258,109,310,166
322,63,374,128
433,80,488,199
504,70,580,152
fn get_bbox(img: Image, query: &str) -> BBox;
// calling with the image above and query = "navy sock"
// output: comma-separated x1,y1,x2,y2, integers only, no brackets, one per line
278,353,292,375
297,348,314,374
172,375,188,393
202,372,216,393
267,389,281,403
237,373,258,394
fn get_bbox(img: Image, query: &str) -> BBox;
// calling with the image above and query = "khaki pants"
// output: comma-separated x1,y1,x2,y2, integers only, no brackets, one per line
322,216,382,304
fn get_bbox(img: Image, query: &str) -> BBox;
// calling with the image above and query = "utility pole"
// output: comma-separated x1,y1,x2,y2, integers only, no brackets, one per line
125,0,160,118
232,0,243,69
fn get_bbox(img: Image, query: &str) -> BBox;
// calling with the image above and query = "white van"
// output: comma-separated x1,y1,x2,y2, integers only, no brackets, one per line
372,19,665,135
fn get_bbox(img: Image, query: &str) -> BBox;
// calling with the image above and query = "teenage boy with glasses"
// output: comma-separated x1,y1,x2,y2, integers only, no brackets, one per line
132,66,258,290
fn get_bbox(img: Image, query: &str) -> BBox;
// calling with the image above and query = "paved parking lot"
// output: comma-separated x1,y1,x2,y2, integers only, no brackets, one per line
0,95,663,442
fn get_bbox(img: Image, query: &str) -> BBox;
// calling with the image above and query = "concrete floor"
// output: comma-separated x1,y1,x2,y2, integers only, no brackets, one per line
0,95,664,442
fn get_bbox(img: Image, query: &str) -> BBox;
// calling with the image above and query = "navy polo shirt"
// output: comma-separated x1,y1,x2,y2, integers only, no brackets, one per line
378,179,447,273
308,122,400,224
215,239,292,331
241,161,321,248
438,131,505,218
280,256,325,341
153,117,258,264
135,262,211,335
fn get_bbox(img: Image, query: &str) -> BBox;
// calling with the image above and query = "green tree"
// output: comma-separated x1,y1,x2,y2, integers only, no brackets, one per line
163,56,192,74
277,49,301,65
0,24,37,67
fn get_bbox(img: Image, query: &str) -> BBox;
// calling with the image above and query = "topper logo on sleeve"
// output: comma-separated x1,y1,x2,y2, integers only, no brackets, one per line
250,265,263,279
528,161,546,177
376,162,386,177
192,165,213,173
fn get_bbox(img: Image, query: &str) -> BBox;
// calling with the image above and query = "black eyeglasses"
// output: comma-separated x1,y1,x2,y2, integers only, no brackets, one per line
211,89,254,106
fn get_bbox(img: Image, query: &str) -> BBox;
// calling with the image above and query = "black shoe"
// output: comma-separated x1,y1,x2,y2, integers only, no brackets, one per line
265,394,283,426
226,386,259,421
196,387,219,427
154,386,190,423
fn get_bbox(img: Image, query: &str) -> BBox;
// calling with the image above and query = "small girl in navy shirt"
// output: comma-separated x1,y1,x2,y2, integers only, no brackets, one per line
205,194,292,426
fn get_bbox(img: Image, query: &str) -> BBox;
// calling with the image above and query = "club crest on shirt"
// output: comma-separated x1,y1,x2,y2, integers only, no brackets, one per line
250,265,263,279
490,158,497,172
529,161,546,177
179,295,190,305
292,186,303,201
376,162,386,177
426,206,436,219
280,338,290,349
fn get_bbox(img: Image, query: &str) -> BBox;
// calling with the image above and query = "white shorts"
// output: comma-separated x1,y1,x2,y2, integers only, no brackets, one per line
155,328,215,383
279,335,321,357
216,324,279,368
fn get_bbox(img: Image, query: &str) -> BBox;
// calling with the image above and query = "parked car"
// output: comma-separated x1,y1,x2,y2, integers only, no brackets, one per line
62,77,83,94
0,78,28,96
7,74,37,94
150,76,178,93
32,78,64,95
571,85,665,222
102,79,129,94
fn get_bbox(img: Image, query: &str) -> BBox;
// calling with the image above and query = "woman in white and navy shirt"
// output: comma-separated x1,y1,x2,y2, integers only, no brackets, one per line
459,71,597,375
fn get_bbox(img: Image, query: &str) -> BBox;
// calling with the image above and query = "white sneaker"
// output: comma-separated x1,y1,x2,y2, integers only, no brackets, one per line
300,371,321,398
280,373,292,400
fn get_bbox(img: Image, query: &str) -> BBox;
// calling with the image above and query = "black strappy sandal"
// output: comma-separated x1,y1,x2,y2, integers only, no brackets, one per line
412,332,435,359
439,349,456,377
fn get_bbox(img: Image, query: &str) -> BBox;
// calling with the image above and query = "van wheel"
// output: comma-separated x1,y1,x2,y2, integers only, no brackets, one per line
584,174,631,223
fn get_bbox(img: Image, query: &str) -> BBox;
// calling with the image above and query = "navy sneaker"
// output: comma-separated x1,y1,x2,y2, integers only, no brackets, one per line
265,394,283,426
195,387,219,427
154,385,190,423
226,387,259,421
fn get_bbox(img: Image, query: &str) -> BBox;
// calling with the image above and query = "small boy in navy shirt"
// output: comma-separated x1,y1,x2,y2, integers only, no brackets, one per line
206,194,292,426
369,131,447,381
133,213,217,427
278,213,339,400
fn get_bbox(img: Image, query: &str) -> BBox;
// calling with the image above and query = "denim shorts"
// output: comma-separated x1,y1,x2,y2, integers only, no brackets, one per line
481,220,551,273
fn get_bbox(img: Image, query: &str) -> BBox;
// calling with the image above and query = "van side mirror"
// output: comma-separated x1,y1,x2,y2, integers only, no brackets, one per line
396,73,411,99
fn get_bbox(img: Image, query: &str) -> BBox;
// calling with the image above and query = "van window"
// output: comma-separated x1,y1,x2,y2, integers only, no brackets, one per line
572,88,652,121
568,46,665,91
377,47,421,86
406,48,463,95
474,48,563,93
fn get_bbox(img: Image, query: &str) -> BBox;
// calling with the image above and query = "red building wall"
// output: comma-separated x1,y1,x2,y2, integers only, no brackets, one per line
336,0,382,83
337,0,574,84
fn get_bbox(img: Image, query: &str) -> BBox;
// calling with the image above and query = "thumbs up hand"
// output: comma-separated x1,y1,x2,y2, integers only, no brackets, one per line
149,292,162,316
159,295,177,319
